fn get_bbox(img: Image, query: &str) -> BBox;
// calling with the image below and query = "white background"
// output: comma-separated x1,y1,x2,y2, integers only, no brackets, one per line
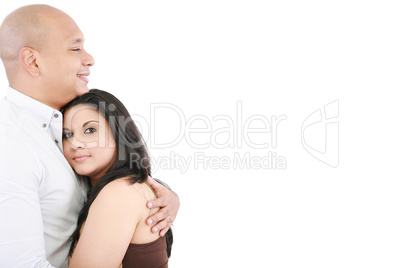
1,1,402,267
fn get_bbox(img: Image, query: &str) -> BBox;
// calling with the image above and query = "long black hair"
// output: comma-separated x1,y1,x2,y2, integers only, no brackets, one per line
62,89,172,258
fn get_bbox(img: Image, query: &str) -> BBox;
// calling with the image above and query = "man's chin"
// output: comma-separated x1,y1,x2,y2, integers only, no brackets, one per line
77,87,90,96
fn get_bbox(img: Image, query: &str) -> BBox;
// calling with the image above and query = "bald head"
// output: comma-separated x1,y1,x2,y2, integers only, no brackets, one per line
0,5,94,109
0,5,69,64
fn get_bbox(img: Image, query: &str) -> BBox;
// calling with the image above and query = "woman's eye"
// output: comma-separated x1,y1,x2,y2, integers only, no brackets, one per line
72,48,81,52
84,127,96,134
62,132,73,139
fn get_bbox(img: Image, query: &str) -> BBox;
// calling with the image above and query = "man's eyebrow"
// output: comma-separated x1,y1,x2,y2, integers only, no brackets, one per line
69,38,84,45
62,128,70,131
83,120,99,127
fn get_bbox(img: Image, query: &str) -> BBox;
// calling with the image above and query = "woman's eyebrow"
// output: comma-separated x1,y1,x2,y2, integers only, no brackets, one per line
82,120,99,127
62,128,70,131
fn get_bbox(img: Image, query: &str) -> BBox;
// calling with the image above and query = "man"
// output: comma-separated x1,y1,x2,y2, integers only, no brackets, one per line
0,5,179,267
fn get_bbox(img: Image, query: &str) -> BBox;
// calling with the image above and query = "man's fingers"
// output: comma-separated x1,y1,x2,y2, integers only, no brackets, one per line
146,176,162,193
146,206,169,225
159,226,171,237
147,196,168,209
148,217,173,237
145,176,179,237
146,207,174,237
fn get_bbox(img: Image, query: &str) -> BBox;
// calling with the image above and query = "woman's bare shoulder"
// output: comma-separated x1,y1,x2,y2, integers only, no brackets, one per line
97,177,155,204
93,177,141,206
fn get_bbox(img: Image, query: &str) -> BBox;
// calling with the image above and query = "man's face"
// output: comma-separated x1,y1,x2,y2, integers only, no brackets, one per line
38,14,95,109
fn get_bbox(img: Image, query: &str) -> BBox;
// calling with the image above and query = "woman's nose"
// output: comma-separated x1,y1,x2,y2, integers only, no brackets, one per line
70,137,85,150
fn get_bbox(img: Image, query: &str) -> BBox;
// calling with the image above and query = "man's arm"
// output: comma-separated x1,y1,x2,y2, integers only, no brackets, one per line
146,176,180,237
154,178,171,190
0,137,55,268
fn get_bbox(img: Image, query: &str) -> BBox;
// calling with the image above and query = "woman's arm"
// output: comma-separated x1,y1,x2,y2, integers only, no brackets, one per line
69,179,141,268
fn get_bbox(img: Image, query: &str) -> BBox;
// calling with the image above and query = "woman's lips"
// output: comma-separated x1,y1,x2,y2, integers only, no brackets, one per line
73,155,90,162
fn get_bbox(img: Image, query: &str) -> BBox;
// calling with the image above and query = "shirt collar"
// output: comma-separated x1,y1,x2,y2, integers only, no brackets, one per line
6,87,61,131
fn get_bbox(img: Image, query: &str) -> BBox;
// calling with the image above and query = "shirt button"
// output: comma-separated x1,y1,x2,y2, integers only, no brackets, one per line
54,114,59,118
55,140,59,144
42,124,47,128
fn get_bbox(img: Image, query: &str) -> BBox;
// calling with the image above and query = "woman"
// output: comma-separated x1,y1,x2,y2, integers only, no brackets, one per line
61,89,172,267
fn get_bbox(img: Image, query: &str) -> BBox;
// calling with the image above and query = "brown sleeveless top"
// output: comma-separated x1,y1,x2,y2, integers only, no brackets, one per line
122,236,168,267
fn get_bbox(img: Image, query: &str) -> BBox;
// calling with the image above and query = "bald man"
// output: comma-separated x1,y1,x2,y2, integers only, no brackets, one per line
0,5,179,267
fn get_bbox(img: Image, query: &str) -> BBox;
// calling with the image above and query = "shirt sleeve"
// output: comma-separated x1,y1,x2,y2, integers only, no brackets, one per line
154,178,171,191
0,135,55,268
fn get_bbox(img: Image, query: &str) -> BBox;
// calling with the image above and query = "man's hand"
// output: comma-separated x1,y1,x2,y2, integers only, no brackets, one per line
146,176,180,237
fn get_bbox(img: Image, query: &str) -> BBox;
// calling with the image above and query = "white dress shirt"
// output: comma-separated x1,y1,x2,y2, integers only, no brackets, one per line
0,87,88,267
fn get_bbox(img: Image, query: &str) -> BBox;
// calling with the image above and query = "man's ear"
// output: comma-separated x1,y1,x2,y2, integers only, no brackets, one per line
19,47,41,76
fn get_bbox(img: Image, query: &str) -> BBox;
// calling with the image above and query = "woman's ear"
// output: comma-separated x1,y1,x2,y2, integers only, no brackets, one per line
19,47,41,76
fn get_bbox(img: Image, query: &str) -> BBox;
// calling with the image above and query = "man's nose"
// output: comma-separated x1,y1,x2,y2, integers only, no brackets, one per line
83,50,95,67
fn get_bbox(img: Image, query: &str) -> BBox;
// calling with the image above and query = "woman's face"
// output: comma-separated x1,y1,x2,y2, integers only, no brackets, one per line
63,104,116,185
